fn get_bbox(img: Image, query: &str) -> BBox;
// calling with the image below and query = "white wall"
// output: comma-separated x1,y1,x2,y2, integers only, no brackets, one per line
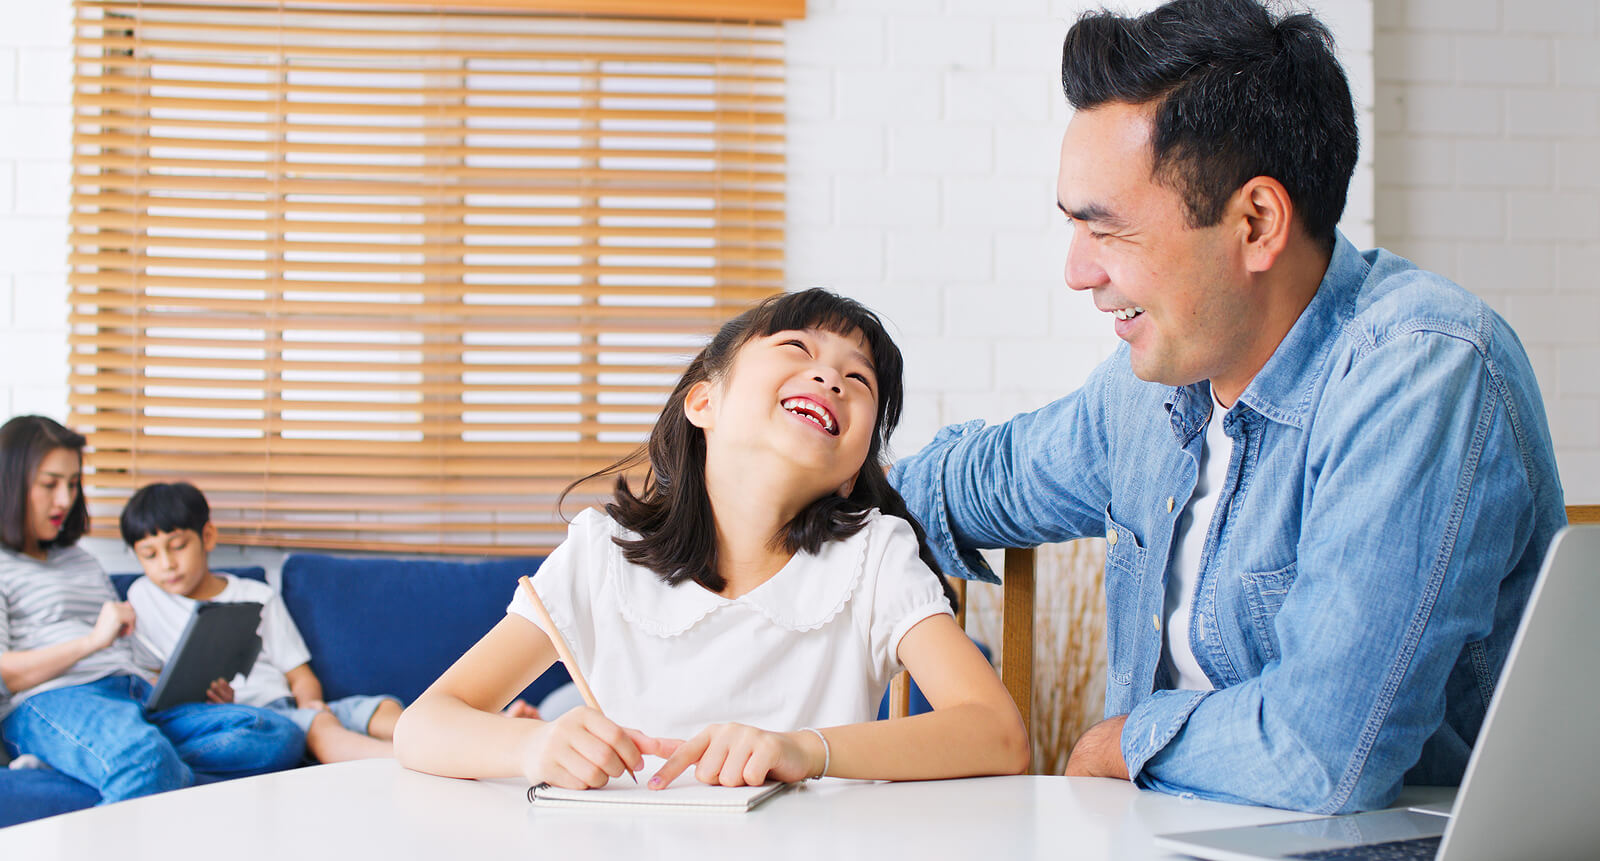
2,0,1593,568
784,0,1375,459
1373,0,1600,500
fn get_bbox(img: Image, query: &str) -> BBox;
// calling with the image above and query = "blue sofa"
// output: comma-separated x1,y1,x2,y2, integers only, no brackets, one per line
0,554,568,828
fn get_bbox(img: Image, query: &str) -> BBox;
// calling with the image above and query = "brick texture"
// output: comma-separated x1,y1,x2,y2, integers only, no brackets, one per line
1376,0,1600,500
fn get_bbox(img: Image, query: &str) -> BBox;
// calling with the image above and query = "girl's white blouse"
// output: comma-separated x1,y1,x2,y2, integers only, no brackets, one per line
507,507,954,740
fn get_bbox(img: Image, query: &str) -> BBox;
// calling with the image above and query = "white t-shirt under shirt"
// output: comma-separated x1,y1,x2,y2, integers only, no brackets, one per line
508,507,955,741
1161,392,1232,692
127,574,312,707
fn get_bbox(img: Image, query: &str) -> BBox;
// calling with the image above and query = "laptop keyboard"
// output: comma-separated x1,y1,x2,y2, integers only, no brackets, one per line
1285,836,1442,861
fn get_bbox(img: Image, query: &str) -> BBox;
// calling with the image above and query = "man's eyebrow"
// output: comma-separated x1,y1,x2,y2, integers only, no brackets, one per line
1056,199,1127,229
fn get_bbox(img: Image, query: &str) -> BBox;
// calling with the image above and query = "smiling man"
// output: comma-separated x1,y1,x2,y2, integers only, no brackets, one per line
889,0,1566,814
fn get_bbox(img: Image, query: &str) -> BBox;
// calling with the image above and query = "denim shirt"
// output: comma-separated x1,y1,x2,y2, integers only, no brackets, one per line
889,234,1566,814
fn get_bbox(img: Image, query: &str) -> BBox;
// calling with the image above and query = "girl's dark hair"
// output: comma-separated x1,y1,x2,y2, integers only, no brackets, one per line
0,415,89,553
565,288,956,610
1061,0,1358,251
120,481,211,546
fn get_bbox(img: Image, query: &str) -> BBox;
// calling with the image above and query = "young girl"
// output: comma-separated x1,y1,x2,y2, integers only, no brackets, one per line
394,289,1029,790
0,415,303,802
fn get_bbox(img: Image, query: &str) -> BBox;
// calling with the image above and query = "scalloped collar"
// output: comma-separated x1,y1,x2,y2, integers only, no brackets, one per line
610,511,876,639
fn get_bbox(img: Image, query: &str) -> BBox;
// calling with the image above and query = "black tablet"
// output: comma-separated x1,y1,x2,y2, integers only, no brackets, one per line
144,601,264,713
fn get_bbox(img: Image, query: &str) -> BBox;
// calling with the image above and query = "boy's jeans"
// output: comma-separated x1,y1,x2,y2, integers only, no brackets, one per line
1,675,305,803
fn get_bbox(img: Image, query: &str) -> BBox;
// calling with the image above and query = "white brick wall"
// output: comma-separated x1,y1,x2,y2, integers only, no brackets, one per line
0,0,72,424
6,0,1594,506
1375,0,1600,501
786,0,1377,457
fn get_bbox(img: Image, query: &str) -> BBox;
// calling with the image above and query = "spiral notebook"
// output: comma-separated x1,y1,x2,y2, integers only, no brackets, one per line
526,757,797,812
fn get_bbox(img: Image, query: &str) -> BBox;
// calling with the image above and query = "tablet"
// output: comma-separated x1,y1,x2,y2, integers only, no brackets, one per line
144,601,264,713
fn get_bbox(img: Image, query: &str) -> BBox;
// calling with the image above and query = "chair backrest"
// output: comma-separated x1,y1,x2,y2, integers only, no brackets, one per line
887,548,1035,738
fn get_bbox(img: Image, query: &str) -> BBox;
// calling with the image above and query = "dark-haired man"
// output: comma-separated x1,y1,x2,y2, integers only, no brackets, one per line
890,0,1566,814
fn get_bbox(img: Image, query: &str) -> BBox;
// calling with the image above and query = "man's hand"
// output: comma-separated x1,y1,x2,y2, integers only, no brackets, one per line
1064,715,1131,780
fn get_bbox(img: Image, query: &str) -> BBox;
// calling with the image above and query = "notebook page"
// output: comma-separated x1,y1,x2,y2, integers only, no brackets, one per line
527,756,796,812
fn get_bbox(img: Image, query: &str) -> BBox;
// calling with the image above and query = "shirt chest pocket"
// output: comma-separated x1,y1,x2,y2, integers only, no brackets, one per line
1239,562,1298,665
1102,506,1149,688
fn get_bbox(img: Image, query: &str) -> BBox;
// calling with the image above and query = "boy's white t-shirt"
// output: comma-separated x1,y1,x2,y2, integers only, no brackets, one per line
507,507,955,741
127,574,312,707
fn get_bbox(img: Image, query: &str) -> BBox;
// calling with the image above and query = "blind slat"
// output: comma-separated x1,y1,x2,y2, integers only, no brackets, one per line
70,1,784,553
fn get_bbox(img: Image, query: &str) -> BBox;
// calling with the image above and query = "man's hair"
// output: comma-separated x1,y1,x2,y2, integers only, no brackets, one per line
120,481,211,546
0,415,89,552
1061,0,1358,249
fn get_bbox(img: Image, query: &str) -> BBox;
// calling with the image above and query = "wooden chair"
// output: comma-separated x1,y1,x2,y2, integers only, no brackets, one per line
888,548,1036,735
888,505,1598,744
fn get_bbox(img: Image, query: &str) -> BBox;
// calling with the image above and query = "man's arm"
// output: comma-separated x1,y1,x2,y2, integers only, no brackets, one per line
1120,331,1547,813
888,355,1122,582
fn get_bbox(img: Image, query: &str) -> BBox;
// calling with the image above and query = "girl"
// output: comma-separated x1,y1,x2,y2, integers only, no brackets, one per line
394,289,1029,790
0,415,303,802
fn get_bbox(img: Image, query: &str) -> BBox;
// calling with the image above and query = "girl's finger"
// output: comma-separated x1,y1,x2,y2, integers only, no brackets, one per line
694,731,733,785
648,730,711,789
555,745,613,788
719,745,754,786
627,728,680,760
565,727,628,780
741,747,775,787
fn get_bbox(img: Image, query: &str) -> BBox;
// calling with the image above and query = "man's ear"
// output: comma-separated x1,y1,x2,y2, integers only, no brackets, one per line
1235,175,1293,274
201,521,218,553
682,379,716,430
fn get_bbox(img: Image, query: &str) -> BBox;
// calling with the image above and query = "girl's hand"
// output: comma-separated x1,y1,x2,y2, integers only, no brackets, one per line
517,707,665,790
648,723,822,789
206,678,236,703
88,601,136,651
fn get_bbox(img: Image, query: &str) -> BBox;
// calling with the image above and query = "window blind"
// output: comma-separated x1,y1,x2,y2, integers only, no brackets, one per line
68,0,787,553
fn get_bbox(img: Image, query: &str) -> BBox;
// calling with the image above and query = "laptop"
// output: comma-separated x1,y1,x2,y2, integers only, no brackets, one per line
1154,524,1599,861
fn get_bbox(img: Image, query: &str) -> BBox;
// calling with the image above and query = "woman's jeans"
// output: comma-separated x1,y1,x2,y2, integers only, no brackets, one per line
1,675,305,803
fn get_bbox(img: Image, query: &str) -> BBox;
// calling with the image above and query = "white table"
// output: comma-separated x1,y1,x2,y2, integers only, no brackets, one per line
1,759,1452,860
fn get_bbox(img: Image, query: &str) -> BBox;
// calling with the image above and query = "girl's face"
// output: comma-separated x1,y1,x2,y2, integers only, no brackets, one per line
687,327,880,499
27,446,81,552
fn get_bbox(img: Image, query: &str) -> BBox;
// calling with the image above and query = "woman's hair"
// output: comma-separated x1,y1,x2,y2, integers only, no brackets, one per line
566,288,956,609
0,415,90,553
120,481,211,546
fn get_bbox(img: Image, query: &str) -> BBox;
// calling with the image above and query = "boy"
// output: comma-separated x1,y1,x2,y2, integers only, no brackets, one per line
122,482,402,762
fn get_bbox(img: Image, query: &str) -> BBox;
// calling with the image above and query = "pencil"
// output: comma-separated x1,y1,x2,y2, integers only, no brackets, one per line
517,575,638,784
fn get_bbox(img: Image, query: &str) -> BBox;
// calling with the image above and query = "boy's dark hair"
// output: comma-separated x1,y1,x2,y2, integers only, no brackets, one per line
566,288,956,609
1061,0,1358,250
0,415,89,553
120,481,211,546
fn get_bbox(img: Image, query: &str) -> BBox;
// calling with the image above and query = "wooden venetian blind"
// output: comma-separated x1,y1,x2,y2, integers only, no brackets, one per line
68,0,787,553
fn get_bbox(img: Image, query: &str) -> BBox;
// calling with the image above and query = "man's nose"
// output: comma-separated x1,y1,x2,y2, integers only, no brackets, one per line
1064,229,1108,292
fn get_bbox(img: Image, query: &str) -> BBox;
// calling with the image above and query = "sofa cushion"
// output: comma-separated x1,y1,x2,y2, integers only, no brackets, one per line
108,566,268,601
0,770,100,827
280,554,568,707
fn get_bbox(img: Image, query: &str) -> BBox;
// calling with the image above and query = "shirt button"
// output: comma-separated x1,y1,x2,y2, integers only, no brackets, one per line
1152,613,1161,631
1166,497,1175,512
1107,529,1119,547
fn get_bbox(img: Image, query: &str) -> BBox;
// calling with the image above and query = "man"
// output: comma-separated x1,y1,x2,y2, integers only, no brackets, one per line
889,0,1565,814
